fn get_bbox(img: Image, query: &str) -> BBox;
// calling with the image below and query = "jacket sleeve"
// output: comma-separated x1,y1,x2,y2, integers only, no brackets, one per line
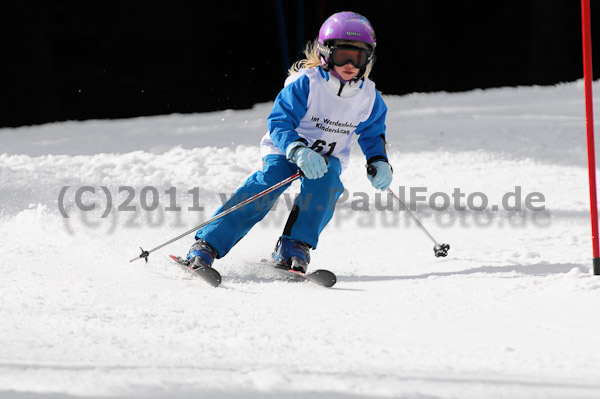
356,91,389,165
266,74,311,154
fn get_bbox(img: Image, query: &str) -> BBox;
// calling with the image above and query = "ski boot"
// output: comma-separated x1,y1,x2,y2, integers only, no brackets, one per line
272,237,310,273
186,239,217,269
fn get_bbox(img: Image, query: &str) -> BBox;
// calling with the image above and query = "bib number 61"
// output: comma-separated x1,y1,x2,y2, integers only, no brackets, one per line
310,140,337,156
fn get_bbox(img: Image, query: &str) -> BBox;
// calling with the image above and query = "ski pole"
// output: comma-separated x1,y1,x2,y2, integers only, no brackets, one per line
367,165,450,257
130,171,302,263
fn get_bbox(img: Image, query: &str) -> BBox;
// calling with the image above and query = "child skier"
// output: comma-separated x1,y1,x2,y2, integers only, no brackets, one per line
187,11,393,273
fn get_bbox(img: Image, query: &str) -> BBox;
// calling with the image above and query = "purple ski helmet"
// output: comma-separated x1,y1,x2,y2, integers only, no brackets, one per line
317,12,376,75
318,11,376,50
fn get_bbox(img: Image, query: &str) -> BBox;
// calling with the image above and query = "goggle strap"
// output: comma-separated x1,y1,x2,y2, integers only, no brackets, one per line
317,42,332,57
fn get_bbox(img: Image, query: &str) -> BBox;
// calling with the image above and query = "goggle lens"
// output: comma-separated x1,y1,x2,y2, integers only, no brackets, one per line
330,47,371,69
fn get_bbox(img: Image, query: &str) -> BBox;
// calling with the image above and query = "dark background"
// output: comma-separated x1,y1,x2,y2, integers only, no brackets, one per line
1,0,598,128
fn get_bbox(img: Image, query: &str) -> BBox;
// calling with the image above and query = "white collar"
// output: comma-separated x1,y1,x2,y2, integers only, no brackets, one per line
325,72,363,98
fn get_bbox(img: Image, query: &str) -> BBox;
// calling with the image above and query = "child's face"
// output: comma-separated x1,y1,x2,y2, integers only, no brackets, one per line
330,40,370,81
333,64,360,81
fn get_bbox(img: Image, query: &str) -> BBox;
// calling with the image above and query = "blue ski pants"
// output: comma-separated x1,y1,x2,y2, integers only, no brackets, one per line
195,154,344,258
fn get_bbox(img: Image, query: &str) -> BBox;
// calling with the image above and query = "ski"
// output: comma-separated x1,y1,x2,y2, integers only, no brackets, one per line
260,259,337,288
169,255,221,287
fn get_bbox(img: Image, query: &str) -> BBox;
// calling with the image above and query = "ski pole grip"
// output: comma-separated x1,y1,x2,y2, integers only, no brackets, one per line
367,164,377,177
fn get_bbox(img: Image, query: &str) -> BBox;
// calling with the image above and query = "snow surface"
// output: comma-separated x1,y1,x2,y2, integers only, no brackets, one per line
1,81,600,399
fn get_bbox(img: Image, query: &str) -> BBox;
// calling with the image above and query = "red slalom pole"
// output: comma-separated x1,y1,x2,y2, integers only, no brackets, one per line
582,0,600,275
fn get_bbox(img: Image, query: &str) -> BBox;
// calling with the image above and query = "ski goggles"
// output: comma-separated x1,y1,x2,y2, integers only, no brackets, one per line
329,45,373,69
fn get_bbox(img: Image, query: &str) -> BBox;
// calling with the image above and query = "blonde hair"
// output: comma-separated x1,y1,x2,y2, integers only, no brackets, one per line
288,38,374,80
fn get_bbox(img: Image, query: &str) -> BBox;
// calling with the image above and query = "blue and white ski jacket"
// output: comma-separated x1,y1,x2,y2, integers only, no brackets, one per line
260,66,388,171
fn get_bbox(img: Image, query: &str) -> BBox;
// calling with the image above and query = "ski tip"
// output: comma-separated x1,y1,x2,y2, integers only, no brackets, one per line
170,254,221,287
310,269,337,288
199,267,222,287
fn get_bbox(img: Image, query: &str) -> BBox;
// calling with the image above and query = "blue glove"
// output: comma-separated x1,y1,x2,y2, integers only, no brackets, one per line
286,142,328,179
367,161,393,191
